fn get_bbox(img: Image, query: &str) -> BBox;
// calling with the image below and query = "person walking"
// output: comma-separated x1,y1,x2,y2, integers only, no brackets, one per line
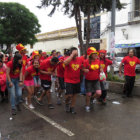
119,49,140,97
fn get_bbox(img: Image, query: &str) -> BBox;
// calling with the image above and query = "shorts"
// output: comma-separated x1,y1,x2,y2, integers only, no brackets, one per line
58,77,65,90
24,79,34,87
65,83,80,95
34,76,41,87
85,79,101,93
41,80,51,91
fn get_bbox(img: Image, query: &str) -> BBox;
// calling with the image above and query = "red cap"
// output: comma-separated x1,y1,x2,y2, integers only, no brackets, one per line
16,43,26,52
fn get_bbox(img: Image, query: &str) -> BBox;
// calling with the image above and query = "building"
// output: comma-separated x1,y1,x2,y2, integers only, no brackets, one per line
83,0,140,57
26,27,78,55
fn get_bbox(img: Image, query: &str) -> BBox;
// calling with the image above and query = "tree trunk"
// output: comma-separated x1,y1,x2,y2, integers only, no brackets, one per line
74,5,84,56
85,5,91,51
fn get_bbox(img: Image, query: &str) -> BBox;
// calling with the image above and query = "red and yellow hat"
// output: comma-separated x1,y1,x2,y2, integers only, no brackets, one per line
16,43,26,52
32,50,40,58
99,50,107,54
87,47,98,56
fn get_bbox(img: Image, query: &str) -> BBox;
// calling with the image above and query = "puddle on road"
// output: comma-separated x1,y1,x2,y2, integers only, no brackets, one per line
112,101,121,105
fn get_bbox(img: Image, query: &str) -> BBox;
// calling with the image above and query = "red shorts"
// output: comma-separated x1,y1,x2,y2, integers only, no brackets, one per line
24,79,34,87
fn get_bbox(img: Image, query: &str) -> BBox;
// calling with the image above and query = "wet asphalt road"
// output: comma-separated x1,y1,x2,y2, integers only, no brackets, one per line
0,92,140,140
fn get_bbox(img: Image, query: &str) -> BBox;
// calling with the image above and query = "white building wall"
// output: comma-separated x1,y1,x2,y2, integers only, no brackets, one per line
26,37,78,55
100,0,140,53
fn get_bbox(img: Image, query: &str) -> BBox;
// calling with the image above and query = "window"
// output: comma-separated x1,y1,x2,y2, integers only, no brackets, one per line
134,0,140,17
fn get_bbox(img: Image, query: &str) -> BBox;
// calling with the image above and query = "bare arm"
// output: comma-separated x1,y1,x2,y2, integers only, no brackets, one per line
6,67,12,83
64,50,77,66
119,62,123,76
64,55,73,66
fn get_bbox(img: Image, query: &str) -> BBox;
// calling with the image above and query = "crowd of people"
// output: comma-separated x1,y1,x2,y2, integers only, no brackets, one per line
0,43,140,115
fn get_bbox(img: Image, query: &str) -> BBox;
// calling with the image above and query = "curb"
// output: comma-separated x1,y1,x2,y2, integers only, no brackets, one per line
108,81,140,96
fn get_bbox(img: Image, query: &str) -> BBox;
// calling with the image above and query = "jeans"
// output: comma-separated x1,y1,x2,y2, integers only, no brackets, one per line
124,76,135,96
7,78,22,109
80,76,86,95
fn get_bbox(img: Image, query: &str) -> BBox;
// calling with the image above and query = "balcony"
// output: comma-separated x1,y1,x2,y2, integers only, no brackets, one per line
128,10,140,25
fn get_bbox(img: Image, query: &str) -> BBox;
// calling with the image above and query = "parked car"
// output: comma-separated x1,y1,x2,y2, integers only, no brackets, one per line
107,57,123,73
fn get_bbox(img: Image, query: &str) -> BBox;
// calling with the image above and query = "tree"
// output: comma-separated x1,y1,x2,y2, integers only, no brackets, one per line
38,0,123,55
0,2,41,52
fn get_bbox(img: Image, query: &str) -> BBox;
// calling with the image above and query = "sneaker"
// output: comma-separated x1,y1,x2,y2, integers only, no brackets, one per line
93,99,97,104
12,109,16,115
16,104,21,111
25,97,28,105
48,104,54,109
70,107,76,114
65,104,70,112
57,98,61,105
34,96,44,106
85,106,90,112
28,104,35,109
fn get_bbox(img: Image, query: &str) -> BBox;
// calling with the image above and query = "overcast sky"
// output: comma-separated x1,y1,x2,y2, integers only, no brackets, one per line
0,0,76,33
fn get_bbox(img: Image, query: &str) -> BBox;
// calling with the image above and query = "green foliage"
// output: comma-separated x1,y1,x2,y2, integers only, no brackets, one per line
107,72,125,83
39,0,124,17
0,2,41,49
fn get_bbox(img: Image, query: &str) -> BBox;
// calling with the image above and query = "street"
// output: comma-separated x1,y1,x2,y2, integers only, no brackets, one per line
0,92,140,140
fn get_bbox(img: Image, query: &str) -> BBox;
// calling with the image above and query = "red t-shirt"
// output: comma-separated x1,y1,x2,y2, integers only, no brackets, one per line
84,59,100,80
7,61,21,78
100,58,112,75
40,59,57,81
122,56,140,76
57,57,65,78
22,54,28,74
40,56,46,63
0,64,6,75
46,56,53,60
64,57,83,84
25,65,39,80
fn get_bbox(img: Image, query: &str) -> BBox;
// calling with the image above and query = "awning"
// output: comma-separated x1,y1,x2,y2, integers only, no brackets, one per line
115,43,140,48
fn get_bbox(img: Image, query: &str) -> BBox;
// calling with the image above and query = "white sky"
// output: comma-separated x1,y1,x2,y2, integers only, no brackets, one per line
0,0,76,33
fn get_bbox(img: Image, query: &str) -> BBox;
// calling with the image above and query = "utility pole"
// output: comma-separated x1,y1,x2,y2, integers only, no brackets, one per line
111,0,116,33
110,0,116,74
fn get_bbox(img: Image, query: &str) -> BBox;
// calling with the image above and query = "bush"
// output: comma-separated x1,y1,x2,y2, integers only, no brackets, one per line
107,73,124,83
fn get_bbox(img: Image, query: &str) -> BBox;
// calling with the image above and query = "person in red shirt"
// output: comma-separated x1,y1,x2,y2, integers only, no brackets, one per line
16,43,28,75
99,50,112,104
119,49,140,97
24,60,40,109
84,47,102,112
36,57,59,109
40,52,47,63
64,47,84,114
47,50,57,60
6,54,23,115
56,56,65,105
0,58,7,102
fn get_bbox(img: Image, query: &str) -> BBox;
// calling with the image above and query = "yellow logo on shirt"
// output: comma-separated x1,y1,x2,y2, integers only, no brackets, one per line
31,72,36,76
23,60,26,66
71,64,79,71
47,68,53,72
62,63,65,68
91,64,99,70
100,64,105,69
0,71,4,75
129,61,135,67
14,69,19,74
